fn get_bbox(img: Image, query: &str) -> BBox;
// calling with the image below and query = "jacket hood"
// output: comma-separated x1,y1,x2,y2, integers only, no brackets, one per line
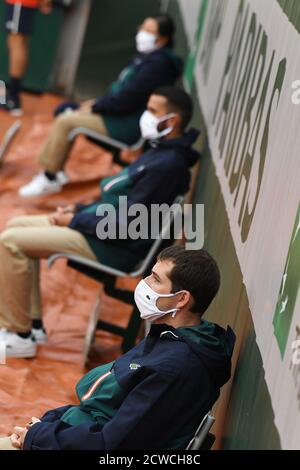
139,47,183,76
149,128,201,167
159,47,183,76
150,322,236,388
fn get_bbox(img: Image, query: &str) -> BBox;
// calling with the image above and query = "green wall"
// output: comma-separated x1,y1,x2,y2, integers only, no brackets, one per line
167,0,281,449
193,123,281,449
73,0,161,99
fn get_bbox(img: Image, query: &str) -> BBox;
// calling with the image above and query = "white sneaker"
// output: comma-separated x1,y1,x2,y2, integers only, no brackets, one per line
9,108,23,117
57,170,69,186
0,327,8,338
0,331,37,358
19,172,62,198
32,328,47,344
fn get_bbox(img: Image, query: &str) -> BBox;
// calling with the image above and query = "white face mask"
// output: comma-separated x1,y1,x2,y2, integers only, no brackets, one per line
134,279,183,321
139,110,175,140
135,30,159,53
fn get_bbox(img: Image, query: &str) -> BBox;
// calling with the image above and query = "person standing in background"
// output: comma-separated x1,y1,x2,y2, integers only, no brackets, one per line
1,0,52,115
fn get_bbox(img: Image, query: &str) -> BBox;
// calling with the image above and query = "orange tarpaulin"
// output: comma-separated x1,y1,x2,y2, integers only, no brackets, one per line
0,93,136,436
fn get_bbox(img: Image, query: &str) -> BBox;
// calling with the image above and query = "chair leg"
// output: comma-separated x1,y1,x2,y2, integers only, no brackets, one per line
83,292,102,364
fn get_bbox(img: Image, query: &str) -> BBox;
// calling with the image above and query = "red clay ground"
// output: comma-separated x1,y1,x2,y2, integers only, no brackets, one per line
0,93,137,435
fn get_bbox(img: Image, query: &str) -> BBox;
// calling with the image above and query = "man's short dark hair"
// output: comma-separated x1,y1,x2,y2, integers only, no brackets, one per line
154,86,193,130
158,245,220,315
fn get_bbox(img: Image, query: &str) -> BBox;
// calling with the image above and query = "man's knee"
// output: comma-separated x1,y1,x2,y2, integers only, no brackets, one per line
8,32,28,46
5,216,27,230
54,113,77,133
0,228,23,251
5,215,49,230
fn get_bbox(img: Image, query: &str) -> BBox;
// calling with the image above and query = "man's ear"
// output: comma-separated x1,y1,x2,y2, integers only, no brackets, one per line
170,112,181,130
175,290,191,310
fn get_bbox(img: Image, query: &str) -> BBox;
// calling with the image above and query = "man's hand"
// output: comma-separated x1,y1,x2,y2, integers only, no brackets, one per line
119,147,143,163
49,212,74,227
10,427,28,449
49,205,76,225
9,417,41,449
56,204,76,214
78,99,95,114
40,0,52,14
10,433,22,449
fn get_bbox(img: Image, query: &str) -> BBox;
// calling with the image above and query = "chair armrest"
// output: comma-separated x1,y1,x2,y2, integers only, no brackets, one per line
186,413,215,450
0,120,22,163
47,252,128,277
67,127,129,150
127,137,145,151
48,194,185,280
68,127,144,151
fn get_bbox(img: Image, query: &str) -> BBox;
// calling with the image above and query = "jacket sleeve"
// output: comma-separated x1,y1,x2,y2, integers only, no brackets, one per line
40,405,73,423
23,370,182,450
68,164,182,238
68,199,103,236
91,58,175,116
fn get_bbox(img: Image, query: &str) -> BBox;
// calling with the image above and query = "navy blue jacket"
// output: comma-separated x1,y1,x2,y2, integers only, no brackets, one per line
68,129,200,239
53,48,182,145
23,322,235,450
91,48,182,116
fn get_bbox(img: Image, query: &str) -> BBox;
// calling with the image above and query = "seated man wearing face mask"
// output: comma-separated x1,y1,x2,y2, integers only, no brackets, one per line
19,14,182,198
0,87,200,358
0,246,236,451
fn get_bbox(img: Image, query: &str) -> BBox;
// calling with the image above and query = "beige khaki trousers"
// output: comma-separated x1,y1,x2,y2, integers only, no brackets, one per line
38,111,108,173
0,215,97,332
0,437,19,450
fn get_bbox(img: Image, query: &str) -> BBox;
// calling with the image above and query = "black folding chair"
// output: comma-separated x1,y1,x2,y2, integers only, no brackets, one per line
68,126,144,167
0,120,22,164
186,412,216,450
48,195,184,363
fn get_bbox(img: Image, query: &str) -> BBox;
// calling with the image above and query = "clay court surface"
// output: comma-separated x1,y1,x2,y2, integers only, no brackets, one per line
0,93,136,436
